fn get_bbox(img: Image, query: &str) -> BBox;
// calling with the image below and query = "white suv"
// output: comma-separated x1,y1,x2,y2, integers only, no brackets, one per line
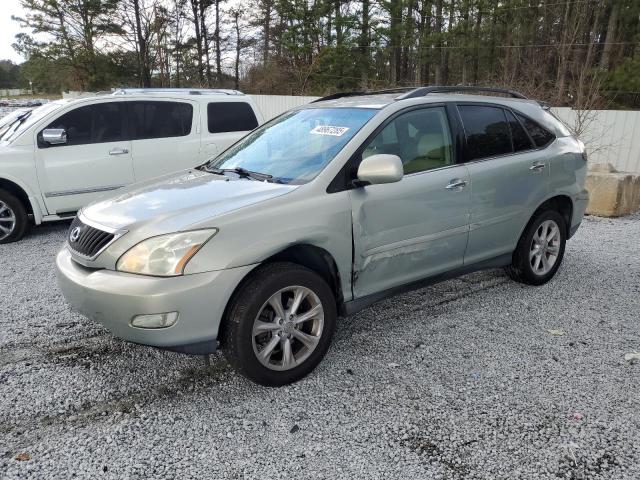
0,88,263,243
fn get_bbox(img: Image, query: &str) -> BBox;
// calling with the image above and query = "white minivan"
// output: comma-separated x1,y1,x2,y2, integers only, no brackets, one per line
0,89,263,243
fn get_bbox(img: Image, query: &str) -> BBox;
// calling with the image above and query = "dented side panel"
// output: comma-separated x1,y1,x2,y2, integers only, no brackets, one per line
349,165,471,298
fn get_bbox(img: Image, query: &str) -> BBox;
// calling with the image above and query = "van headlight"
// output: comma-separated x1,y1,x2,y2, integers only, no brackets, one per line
116,229,218,276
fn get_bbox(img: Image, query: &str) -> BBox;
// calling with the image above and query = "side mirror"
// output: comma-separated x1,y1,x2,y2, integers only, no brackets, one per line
42,128,67,145
356,154,403,185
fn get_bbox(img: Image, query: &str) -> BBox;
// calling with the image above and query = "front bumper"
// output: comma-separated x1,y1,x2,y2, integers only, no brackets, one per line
55,248,256,354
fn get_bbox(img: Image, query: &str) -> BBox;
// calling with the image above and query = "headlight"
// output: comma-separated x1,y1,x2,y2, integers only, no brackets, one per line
116,229,218,276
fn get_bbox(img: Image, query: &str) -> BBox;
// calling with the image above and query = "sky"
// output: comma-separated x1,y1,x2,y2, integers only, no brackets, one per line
1,0,28,63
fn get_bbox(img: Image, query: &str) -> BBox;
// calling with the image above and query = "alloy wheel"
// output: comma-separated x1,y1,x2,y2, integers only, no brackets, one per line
0,200,16,241
252,286,325,371
529,219,561,276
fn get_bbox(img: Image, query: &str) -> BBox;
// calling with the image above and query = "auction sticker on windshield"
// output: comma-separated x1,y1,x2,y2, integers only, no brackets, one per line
310,125,350,136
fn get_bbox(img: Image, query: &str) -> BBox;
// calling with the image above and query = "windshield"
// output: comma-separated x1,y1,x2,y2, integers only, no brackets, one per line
207,107,377,184
0,102,64,143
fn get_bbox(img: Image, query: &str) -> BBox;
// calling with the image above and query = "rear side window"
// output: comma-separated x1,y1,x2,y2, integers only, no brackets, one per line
458,105,511,160
516,112,555,147
505,110,535,152
129,101,193,140
42,102,125,146
208,102,258,133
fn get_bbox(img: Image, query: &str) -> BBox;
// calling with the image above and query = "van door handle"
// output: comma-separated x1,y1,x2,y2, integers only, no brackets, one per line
109,148,129,156
446,179,467,190
529,162,545,171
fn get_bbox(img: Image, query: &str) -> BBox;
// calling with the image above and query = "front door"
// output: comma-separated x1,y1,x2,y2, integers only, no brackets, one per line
349,106,471,298
36,101,134,214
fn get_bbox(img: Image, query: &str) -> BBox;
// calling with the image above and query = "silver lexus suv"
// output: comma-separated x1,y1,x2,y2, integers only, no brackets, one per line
56,86,589,386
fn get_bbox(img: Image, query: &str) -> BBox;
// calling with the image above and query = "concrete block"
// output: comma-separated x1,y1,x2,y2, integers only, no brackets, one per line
586,164,640,217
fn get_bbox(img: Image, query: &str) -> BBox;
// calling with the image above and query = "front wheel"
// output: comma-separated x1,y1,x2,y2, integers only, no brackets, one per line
221,262,337,386
506,209,567,285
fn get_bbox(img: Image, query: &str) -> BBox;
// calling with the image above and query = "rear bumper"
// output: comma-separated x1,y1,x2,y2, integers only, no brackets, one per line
55,248,256,354
569,189,589,238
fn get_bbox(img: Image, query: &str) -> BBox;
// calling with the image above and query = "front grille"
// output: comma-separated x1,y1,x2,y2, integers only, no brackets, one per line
67,216,115,258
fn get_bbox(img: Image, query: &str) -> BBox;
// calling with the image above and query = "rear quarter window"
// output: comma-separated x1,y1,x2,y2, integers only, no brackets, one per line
208,102,259,133
516,113,555,147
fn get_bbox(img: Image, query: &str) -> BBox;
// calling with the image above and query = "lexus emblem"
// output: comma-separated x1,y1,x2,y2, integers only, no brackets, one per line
69,226,82,243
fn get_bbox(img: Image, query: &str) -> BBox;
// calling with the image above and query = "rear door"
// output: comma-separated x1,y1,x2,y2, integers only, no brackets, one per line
128,99,200,181
201,101,259,160
458,104,551,264
36,101,134,214
349,105,471,298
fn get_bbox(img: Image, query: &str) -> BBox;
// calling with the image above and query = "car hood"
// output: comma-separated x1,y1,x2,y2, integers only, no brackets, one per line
81,169,297,231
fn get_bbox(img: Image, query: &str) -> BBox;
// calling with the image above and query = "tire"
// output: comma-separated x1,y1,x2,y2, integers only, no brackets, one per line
506,209,567,285
221,262,337,386
0,189,29,244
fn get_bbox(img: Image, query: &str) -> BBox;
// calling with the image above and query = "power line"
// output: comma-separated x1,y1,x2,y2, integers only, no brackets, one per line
326,41,639,51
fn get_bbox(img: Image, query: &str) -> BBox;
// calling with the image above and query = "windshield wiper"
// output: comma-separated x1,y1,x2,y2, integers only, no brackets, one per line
0,111,32,141
203,165,273,181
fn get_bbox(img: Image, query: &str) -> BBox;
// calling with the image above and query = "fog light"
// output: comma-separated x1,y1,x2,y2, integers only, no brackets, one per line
131,312,179,329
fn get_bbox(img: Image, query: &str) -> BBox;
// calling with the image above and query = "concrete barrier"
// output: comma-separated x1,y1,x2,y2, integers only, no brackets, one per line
586,163,640,217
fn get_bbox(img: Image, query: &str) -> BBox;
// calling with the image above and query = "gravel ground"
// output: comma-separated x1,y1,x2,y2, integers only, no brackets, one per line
1,214,639,479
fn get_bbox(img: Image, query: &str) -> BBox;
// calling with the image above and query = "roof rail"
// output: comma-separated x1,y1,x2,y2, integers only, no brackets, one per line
111,88,243,96
396,86,527,100
310,87,416,103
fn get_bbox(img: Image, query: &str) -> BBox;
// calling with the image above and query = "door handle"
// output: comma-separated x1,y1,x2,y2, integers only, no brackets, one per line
446,179,467,190
529,162,545,171
109,148,129,156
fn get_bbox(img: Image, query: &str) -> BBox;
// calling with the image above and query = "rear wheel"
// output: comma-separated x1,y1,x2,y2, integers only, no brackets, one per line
506,209,566,285
221,262,337,386
0,189,29,244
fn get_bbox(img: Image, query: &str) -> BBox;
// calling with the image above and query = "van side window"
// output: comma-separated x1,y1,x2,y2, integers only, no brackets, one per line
458,105,511,161
516,113,555,147
42,103,125,147
208,102,258,133
129,101,193,140
505,110,535,152
362,107,453,174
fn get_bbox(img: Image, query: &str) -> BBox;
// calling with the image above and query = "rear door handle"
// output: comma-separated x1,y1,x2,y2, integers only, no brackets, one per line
109,148,129,156
529,162,545,171
446,179,467,190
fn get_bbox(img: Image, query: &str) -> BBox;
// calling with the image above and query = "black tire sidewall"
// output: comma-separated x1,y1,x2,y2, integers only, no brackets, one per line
0,190,28,244
516,210,567,285
222,262,337,387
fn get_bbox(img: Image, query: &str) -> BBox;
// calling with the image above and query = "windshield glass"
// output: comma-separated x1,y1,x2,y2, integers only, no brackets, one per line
0,102,64,143
207,107,377,184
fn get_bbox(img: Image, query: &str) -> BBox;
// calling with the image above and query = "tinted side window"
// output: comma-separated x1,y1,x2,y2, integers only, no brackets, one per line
42,103,124,146
516,113,555,147
208,102,258,133
506,110,535,152
129,101,193,140
459,105,511,160
362,107,453,174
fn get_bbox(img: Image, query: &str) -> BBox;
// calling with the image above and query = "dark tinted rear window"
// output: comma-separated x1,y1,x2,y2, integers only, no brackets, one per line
506,110,535,152
458,105,511,161
516,112,555,147
129,101,193,140
43,102,125,146
208,102,258,133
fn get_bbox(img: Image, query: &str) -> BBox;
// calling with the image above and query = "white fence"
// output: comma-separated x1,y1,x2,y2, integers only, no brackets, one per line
248,94,318,121
0,89,31,97
553,108,640,174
